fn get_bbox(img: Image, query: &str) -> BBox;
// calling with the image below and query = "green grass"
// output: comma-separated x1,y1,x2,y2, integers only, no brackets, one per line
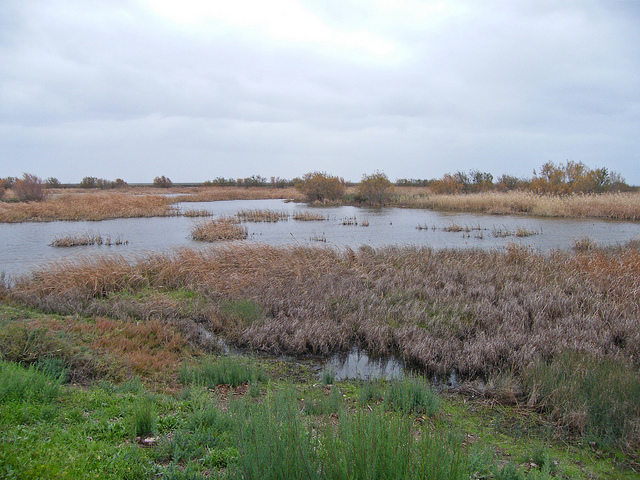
1,302,639,479
179,355,267,388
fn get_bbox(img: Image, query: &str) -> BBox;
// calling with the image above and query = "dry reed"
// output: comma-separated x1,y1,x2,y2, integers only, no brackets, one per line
190,219,248,242
236,209,289,222
182,209,213,217
0,191,176,222
174,186,303,203
293,211,328,221
395,191,640,220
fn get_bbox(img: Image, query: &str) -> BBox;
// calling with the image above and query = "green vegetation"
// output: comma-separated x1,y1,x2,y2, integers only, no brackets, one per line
356,170,394,205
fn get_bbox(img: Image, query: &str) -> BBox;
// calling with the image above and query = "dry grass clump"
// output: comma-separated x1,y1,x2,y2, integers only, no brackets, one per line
50,231,104,247
49,231,128,247
236,209,289,222
293,211,328,221
190,219,248,242
396,191,640,220
0,191,176,222
182,209,212,217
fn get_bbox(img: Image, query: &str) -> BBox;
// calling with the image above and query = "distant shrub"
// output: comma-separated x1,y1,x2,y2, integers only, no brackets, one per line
295,171,345,203
13,173,47,202
153,175,173,188
357,171,394,205
45,177,61,188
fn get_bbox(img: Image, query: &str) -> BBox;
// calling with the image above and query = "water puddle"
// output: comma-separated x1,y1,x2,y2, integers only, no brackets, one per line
320,348,405,381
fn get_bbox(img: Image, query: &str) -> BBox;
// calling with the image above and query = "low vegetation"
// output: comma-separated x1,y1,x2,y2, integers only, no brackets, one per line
3,240,639,464
190,218,248,242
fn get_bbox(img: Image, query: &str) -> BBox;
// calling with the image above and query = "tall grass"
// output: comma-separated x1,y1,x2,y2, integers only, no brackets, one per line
0,190,176,222
179,356,267,388
228,385,472,480
0,361,63,404
524,352,640,450
190,218,247,241
395,190,640,220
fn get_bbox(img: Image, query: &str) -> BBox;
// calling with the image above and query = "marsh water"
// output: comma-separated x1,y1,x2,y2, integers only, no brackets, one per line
1,198,639,278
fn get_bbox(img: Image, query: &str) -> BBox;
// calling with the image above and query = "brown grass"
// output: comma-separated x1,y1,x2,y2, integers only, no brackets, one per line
236,209,289,222
393,190,640,220
190,218,248,242
293,211,328,221
9,242,640,376
0,191,176,222
0,314,191,384
175,186,303,203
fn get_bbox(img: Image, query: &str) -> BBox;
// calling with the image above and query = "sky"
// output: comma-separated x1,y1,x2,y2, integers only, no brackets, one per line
1,0,639,185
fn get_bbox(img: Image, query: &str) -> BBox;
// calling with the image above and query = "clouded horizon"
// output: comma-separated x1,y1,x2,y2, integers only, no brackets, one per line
2,0,639,184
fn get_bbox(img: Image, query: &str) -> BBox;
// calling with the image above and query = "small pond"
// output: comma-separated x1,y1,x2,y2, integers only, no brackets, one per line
1,198,639,278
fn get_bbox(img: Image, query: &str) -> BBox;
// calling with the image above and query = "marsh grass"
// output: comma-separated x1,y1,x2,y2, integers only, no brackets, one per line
49,231,128,247
132,393,156,438
524,352,640,450
492,226,540,238
293,211,328,221
50,231,104,247
395,190,640,220
179,356,267,388
182,209,212,217
385,375,441,415
0,361,63,404
236,209,289,222
190,218,247,241
0,190,176,222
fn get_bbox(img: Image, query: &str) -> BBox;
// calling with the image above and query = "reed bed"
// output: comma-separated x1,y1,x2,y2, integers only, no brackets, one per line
181,209,212,217
50,231,104,247
49,231,129,247
293,211,328,221
396,191,640,220
174,186,303,203
190,219,247,242
236,209,289,223
0,191,176,222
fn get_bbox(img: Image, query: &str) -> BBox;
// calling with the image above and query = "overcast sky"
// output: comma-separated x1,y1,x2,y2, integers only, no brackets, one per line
1,0,639,184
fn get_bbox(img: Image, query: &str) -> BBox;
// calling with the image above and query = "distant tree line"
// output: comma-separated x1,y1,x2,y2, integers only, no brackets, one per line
79,177,128,189
397,161,629,195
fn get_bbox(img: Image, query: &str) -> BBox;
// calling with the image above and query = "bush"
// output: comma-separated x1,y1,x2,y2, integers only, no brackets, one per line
357,170,394,205
153,175,173,188
295,171,345,203
45,177,61,188
13,173,47,202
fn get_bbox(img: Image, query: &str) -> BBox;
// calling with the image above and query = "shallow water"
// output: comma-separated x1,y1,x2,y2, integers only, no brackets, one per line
1,198,639,277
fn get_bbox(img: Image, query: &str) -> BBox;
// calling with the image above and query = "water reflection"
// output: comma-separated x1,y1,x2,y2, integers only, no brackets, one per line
1,198,639,277
322,348,404,381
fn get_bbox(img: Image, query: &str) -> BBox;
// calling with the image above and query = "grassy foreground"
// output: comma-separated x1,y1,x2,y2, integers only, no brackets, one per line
1,242,640,478
0,306,637,480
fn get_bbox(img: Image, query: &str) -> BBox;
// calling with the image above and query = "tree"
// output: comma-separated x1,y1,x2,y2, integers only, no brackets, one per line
13,173,47,202
295,171,345,203
357,171,394,205
153,176,173,188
